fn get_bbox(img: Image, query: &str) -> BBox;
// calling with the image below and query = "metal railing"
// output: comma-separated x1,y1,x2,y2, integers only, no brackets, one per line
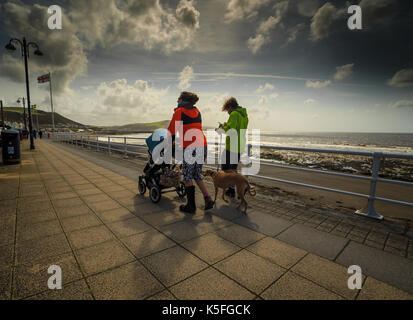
52,133,413,220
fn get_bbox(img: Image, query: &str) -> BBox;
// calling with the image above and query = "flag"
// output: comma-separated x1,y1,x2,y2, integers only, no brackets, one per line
37,73,50,83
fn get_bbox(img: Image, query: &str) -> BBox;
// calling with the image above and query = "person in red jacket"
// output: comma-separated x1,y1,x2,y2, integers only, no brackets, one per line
168,91,214,214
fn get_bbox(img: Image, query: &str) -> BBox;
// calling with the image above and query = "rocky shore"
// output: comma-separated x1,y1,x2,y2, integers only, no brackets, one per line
260,150,413,182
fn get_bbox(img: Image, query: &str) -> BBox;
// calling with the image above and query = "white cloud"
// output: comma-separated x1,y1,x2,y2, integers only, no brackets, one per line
224,0,269,22
334,63,354,81
258,92,278,104
256,83,275,93
285,23,305,45
247,1,289,54
178,65,195,90
390,100,413,109
310,2,344,41
93,78,169,124
387,68,413,88
304,98,316,104
306,80,331,88
247,34,267,55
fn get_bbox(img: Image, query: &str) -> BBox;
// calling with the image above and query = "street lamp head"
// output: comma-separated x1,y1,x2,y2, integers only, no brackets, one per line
34,49,43,56
5,42,16,52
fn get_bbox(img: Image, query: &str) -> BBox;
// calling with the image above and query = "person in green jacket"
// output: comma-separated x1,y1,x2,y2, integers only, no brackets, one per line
216,97,249,198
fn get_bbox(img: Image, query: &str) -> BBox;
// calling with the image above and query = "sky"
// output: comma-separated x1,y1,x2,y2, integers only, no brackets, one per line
0,0,412,132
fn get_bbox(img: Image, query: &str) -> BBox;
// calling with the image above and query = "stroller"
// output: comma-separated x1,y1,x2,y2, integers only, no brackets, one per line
138,129,186,203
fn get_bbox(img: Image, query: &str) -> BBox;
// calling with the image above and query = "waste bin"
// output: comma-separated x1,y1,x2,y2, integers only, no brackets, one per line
1,129,21,165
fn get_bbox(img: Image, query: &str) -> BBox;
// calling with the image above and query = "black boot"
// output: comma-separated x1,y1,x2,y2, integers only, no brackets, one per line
180,186,196,214
204,196,215,210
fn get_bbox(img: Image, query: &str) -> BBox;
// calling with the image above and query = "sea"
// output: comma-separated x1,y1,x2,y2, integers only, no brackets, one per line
107,131,413,156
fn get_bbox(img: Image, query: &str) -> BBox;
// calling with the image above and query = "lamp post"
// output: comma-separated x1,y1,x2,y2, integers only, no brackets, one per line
17,97,27,130
5,37,43,150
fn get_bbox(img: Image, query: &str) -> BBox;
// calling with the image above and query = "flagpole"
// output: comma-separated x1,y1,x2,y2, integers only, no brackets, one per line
49,72,55,131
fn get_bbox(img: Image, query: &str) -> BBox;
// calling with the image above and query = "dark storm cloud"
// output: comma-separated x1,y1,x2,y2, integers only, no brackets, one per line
0,0,201,94
359,0,399,29
388,69,413,88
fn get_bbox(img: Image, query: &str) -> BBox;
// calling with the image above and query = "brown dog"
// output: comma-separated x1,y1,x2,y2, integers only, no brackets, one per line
203,169,256,213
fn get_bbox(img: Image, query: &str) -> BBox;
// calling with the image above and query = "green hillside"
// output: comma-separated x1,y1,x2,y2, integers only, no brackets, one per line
2,107,85,128
93,120,170,134
1,107,170,133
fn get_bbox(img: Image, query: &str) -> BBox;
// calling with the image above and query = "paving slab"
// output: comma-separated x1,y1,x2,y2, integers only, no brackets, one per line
158,220,208,243
147,290,176,300
0,244,13,268
107,217,152,238
17,208,57,225
336,241,413,294
246,237,307,269
215,250,286,295
61,214,102,232
170,267,255,300
181,233,241,264
234,210,293,237
16,233,72,264
13,253,83,300
0,268,12,300
87,261,164,300
75,240,135,276
276,223,349,260
121,229,176,259
55,204,94,219
67,225,115,250
357,277,413,300
291,253,363,300
95,207,137,223
17,219,63,242
26,280,93,300
261,271,343,300
140,210,184,227
215,224,265,248
140,246,207,287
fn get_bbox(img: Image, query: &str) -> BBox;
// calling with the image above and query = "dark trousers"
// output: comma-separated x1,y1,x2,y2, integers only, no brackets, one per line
221,150,240,171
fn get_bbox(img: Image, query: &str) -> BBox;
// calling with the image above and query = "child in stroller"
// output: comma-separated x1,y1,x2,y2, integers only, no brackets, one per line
138,129,186,203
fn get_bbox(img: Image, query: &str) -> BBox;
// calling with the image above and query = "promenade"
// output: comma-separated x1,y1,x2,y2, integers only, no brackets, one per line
1,139,412,300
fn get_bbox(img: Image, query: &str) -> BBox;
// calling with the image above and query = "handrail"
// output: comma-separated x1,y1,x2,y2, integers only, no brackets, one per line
52,133,413,220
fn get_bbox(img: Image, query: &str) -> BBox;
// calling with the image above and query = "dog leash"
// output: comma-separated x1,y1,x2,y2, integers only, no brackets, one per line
218,130,222,172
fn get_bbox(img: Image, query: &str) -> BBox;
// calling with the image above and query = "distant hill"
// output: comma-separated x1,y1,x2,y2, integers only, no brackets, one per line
2,107,85,129
1,107,169,133
93,120,170,134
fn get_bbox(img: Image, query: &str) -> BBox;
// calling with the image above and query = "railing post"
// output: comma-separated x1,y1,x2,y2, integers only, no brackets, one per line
96,136,99,151
123,137,128,159
355,152,383,220
108,137,111,155
87,136,90,150
81,135,83,148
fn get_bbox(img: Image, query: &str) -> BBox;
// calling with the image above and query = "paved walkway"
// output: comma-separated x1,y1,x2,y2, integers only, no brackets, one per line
1,140,412,300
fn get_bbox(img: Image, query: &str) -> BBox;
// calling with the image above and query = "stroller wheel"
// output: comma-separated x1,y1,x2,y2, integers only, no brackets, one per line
150,186,161,203
176,182,186,198
138,177,146,195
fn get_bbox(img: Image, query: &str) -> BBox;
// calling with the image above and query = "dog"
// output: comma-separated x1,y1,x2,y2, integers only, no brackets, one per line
203,169,256,213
